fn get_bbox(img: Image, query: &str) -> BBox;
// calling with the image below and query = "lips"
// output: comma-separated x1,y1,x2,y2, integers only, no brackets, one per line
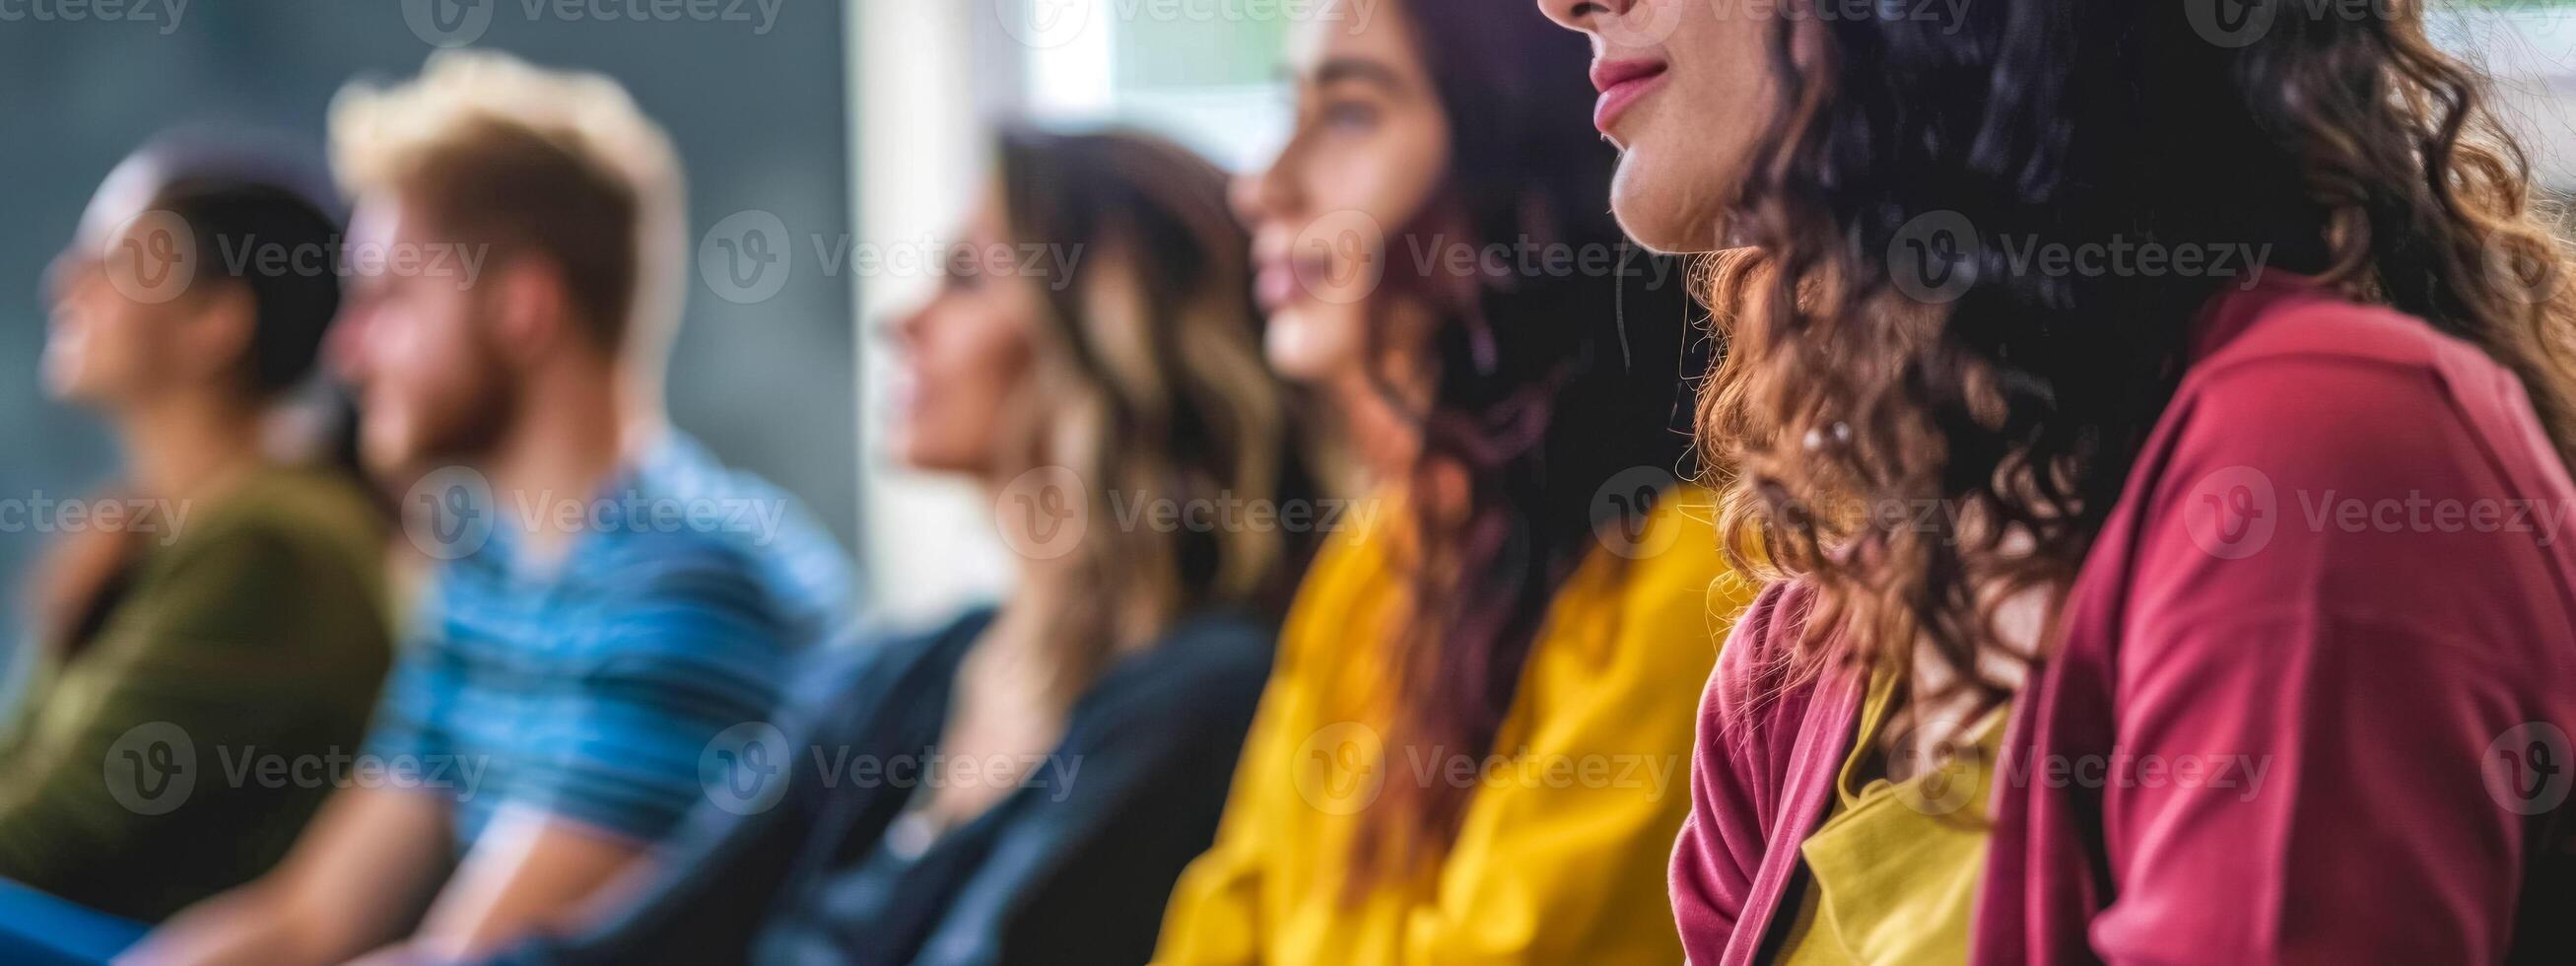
1590,58,1670,135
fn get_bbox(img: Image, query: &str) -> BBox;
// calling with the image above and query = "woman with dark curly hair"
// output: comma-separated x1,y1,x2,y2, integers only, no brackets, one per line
1545,0,2576,962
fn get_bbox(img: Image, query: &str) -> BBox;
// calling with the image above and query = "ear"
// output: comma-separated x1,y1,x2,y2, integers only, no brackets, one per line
487,254,576,367
177,282,259,387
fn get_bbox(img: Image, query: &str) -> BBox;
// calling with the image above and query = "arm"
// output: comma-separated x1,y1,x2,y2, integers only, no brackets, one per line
399,541,796,960
1150,640,1303,966
0,527,379,911
122,788,455,966
1399,541,1748,965
388,806,649,961
481,648,890,966
2092,358,2542,964
1668,582,1799,963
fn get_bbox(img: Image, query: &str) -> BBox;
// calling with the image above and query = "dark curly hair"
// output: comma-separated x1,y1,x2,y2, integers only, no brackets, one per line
1703,0,2576,707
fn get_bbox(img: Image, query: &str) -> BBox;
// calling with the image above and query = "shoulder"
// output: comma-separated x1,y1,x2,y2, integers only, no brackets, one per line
1108,609,1277,709
170,466,383,574
2146,285,2565,528
1069,608,1279,747
2172,286,2524,466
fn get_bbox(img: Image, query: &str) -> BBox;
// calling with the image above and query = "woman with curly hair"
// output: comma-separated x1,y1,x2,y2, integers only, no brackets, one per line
1544,0,2576,962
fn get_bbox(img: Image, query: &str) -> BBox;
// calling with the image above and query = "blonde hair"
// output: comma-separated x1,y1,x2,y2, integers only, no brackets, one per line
329,50,686,380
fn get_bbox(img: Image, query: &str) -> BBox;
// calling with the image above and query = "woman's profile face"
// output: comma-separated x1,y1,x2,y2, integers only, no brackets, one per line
1539,0,1774,253
1236,0,1451,384
886,191,1043,480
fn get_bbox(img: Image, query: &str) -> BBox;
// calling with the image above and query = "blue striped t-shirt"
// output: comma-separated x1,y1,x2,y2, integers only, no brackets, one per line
367,437,849,850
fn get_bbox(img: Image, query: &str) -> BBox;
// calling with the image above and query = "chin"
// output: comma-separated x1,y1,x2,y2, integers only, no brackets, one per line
1609,154,1724,255
1261,306,1360,384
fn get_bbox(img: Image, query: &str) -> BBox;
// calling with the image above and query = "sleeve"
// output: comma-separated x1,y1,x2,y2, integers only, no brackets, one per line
1394,544,1747,965
364,592,458,768
0,525,371,896
489,652,858,966
915,639,1272,966
1149,648,1302,966
2090,357,2542,964
1668,581,1798,964
505,540,797,844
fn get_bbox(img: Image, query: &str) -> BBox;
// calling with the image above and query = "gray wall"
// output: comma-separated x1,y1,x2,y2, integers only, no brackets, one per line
0,0,861,633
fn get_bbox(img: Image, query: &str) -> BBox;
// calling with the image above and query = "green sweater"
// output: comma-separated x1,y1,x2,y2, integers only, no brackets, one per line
0,465,393,922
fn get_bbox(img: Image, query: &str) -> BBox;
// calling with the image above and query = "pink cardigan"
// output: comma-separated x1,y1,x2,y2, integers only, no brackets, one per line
1673,274,2576,964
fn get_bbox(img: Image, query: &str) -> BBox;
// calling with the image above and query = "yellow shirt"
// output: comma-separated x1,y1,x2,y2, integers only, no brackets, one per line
1154,486,1754,965
1774,664,2006,965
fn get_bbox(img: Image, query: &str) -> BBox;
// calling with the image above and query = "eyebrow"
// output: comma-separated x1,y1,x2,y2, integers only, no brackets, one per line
1309,56,1405,93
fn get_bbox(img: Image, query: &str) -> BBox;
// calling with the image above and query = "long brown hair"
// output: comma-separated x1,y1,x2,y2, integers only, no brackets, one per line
995,126,1323,696
1704,1,2576,707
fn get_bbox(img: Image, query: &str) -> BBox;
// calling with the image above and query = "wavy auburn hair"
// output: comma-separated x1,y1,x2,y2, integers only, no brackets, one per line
1704,2,2576,703
1351,0,1706,889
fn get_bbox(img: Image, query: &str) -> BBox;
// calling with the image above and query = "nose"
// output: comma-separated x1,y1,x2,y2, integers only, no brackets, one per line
1539,0,1622,34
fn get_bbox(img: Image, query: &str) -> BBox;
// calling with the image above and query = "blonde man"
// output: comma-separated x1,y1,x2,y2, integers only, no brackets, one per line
118,52,850,966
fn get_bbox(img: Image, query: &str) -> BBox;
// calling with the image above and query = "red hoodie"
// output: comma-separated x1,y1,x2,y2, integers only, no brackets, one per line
1672,273,2576,964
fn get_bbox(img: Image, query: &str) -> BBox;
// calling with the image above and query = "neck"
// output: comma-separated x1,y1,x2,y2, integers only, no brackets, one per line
115,389,265,504
485,355,631,561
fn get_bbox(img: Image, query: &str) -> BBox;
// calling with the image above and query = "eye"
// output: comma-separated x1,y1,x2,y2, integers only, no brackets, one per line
1320,100,1381,135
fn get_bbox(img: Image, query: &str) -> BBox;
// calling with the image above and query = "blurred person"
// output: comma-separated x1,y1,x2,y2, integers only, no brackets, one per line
1151,1,1754,963
120,51,849,966
0,135,392,931
1544,0,2576,961
432,125,1319,966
